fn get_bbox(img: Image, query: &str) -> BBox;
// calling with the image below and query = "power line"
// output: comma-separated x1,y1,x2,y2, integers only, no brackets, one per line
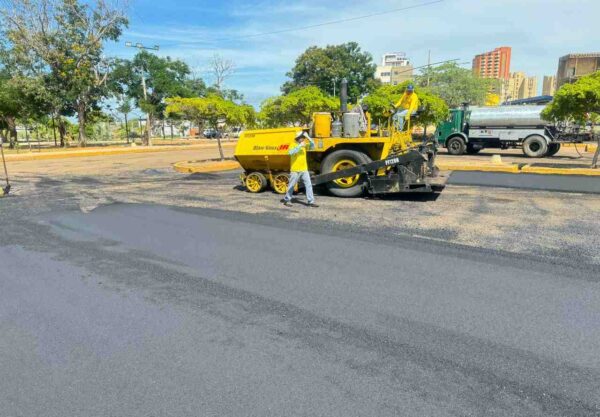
162,0,444,47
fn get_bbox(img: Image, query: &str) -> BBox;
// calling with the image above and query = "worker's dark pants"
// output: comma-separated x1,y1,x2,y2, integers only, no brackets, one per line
284,171,314,204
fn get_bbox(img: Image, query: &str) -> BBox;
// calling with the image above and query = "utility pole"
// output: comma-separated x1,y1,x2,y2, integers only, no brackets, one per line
427,50,431,87
333,77,338,97
125,42,159,145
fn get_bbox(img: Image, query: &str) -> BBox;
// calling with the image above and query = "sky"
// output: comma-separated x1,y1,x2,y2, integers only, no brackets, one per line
107,0,600,107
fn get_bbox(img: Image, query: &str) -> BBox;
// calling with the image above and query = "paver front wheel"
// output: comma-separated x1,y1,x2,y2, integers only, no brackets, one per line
272,173,290,194
245,172,267,193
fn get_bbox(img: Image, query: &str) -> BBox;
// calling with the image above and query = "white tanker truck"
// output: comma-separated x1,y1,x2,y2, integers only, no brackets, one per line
434,104,590,157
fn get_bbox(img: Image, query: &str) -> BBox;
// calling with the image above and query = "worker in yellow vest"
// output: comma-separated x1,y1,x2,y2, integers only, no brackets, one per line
283,131,318,207
393,84,419,131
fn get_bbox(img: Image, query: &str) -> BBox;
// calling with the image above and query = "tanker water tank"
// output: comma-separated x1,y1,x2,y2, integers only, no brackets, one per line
468,105,548,127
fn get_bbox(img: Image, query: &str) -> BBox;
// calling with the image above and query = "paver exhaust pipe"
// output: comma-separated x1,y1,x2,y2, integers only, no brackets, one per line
340,78,348,113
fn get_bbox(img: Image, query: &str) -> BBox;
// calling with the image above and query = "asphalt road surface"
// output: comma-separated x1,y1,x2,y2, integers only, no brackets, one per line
2,203,599,417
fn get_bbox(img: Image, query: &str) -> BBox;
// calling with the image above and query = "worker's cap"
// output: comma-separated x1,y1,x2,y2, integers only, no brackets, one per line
406,84,415,92
295,131,308,141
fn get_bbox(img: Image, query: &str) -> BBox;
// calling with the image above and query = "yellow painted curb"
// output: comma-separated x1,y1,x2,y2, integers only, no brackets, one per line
437,163,520,173
5,142,236,162
560,143,597,152
173,160,241,174
521,165,600,176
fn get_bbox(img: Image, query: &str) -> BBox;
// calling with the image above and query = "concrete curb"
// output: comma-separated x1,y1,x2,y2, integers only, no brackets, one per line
173,160,241,174
5,142,236,162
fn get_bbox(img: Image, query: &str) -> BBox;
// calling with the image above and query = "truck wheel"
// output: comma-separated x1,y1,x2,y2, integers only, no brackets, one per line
447,136,466,155
546,143,561,157
245,172,267,193
523,135,548,158
321,150,371,198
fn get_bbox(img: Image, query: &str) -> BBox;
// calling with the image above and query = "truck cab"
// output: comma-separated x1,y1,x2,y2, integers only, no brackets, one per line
434,108,477,154
434,109,465,146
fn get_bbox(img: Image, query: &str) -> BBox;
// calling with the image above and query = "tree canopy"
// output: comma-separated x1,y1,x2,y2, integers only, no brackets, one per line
417,62,498,108
166,95,256,159
362,81,448,127
259,86,338,128
1,0,128,145
282,42,379,102
110,51,198,145
542,71,600,123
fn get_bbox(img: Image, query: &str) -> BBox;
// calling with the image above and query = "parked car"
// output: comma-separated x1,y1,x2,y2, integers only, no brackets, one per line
202,128,222,139
230,127,243,138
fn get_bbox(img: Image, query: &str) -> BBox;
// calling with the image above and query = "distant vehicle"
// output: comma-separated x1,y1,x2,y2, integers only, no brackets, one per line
230,127,243,138
434,104,589,157
202,128,222,139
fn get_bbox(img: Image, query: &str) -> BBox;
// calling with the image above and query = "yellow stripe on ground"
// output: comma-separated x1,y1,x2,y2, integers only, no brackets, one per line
5,143,236,162
173,160,241,174
437,163,520,173
520,165,600,176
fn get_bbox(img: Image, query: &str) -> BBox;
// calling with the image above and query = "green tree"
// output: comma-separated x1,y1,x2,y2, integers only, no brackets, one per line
542,71,600,168
111,51,196,145
417,62,498,108
259,86,338,128
282,42,379,101
1,0,128,146
362,81,448,128
115,97,133,143
166,95,255,160
0,70,53,147
542,71,600,123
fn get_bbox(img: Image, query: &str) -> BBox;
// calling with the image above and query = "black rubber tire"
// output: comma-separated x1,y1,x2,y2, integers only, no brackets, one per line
522,135,549,158
320,149,371,198
446,136,467,155
466,144,481,154
546,143,561,157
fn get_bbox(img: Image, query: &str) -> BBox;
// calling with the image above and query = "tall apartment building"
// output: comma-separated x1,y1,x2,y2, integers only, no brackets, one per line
472,47,511,80
375,52,413,86
502,72,537,102
542,75,557,96
557,53,600,87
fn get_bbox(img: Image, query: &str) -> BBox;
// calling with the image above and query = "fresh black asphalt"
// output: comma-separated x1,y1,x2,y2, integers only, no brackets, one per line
449,171,600,194
1,202,599,416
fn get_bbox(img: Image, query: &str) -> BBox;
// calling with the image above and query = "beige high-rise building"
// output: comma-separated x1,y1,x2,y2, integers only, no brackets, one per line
375,52,413,86
502,72,538,102
542,75,557,96
557,53,600,87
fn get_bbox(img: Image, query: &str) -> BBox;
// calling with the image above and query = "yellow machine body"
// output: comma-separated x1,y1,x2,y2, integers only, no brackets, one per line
234,113,416,195
313,112,332,138
235,127,412,173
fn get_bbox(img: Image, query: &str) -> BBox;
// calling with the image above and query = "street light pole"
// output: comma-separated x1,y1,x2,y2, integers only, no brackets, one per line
125,42,159,145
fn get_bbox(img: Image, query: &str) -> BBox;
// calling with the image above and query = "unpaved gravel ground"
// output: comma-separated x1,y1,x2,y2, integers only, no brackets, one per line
3,143,599,266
